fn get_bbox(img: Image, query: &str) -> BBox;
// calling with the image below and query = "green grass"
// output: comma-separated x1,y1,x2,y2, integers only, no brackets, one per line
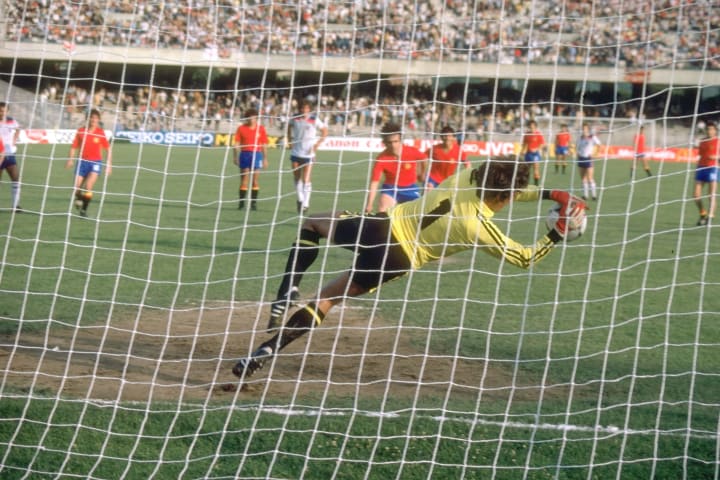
0,143,718,479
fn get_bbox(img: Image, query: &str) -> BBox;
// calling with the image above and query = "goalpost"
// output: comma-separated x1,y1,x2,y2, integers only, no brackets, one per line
1,1,719,479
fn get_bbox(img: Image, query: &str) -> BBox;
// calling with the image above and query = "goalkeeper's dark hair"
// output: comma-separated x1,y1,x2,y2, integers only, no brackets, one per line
471,158,529,203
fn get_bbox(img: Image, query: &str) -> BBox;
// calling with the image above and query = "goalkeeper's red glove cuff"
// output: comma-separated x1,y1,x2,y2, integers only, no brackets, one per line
544,190,589,211
548,190,570,204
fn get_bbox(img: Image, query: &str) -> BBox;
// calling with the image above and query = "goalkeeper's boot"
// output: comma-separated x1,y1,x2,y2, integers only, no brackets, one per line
267,286,300,332
697,215,708,226
232,345,273,379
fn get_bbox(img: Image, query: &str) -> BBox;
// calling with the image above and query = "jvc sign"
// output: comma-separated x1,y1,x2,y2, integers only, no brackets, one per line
460,141,517,157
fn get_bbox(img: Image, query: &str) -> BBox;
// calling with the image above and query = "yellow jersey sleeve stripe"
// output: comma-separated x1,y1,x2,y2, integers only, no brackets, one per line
533,237,555,262
481,219,556,268
480,219,528,266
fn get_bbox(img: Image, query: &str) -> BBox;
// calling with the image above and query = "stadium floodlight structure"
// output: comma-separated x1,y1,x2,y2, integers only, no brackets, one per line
0,1,718,479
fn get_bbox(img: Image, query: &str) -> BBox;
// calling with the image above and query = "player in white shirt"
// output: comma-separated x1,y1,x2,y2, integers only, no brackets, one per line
0,102,21,212
288,100,328,213
575,123,601,201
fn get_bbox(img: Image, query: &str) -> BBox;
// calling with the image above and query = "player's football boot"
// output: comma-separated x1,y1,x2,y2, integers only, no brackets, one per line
232,346,273,379
267,286,300,332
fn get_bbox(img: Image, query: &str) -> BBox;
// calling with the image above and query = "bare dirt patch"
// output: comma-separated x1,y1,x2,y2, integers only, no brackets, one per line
0,303,516,404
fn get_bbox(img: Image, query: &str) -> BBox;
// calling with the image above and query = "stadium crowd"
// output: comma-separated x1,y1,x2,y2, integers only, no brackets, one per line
6,0,719,69
48,78,654,142
13,0,716,136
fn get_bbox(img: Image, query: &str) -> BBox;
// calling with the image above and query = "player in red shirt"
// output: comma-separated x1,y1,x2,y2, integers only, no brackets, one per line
694,122,719,226
365,123,426,213
521,120,546,185
423,125,470,189
234,108,269,211
631,125,652,178
554,123,571,174
65,109,112,217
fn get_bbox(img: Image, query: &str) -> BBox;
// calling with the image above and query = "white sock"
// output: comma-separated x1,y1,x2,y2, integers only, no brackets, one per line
11,182,20,208
583,181,589,198
303,182,312,208
295,180,305,204
590,181,597,198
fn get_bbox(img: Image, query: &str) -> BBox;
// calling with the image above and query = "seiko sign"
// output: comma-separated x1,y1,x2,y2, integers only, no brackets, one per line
114,131,216,146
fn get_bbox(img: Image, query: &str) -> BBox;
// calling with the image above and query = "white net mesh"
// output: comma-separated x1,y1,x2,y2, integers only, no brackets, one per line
0,1,719,478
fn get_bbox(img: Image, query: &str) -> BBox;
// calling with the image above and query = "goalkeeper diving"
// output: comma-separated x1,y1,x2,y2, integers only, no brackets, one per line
233,158,587,379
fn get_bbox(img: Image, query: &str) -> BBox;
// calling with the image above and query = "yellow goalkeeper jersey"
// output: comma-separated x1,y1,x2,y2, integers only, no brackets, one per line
388,168,555,270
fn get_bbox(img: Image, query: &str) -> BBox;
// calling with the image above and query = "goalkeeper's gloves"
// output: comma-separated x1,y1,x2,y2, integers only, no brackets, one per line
548,190,586,212
545,190,588,242
554,202,586,238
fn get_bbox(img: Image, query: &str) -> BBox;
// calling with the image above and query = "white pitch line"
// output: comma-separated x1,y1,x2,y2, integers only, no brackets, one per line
239,406,717,440
9,394,714,440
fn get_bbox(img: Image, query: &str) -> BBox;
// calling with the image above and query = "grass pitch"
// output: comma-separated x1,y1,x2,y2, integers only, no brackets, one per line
0,142,717,479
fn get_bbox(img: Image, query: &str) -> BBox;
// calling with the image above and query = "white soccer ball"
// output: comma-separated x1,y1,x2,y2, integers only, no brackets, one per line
546,203,588,241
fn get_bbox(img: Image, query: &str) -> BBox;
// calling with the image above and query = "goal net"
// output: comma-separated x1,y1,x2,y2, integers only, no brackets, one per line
1,1,719,478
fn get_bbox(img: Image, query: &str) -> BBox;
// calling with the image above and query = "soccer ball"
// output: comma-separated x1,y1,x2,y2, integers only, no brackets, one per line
545,203,588,241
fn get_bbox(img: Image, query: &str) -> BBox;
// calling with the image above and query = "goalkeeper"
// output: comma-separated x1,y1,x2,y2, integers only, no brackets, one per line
233,158,587,379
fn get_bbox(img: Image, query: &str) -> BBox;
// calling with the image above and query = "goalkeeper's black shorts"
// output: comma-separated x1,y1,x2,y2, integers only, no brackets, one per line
331,212,412,291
